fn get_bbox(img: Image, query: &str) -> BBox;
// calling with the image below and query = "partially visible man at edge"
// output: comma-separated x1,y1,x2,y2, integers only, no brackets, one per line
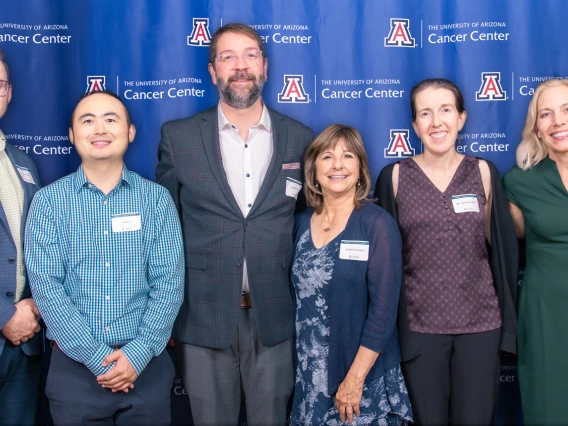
157,23,313,426
25,90,184,425
0,48,42,426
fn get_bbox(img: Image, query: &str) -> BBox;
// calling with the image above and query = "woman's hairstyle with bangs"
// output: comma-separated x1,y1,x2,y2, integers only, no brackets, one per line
304,124,373,213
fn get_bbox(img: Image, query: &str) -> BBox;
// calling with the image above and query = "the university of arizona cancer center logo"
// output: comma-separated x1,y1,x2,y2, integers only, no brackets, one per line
187,18,211,46
278,75,309,103
86,76,106,93
384,18,415,47
476,72,506,101
384,129,415,158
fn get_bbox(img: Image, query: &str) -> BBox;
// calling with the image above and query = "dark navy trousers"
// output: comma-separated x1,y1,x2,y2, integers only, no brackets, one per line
46,348,175,426
0,342,41,426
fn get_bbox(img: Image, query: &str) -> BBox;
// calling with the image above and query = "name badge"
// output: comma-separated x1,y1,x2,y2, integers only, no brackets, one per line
16,166,36,185
111,212,141,233
285,177,302,199
451,194,480,213
339,240,369,261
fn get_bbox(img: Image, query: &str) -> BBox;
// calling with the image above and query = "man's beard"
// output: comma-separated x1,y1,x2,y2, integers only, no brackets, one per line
217,70,266,109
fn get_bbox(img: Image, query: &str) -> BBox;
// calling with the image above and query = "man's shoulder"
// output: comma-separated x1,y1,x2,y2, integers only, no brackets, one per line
33,173,75,203
4,142,37,167
267,106,313,136
162,105,217,130
127,170,173,201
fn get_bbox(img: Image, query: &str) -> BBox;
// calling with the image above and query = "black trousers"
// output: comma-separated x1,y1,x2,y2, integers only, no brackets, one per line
0,342,41,426
46,348,175,426
401,328,501,426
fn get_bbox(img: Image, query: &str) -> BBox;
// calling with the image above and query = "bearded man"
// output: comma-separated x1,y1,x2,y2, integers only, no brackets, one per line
156,23,313,426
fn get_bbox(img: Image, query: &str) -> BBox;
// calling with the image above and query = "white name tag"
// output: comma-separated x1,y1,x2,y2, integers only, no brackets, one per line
16,166,36,185
111,213,141,233
285,177,302,199
451,194,480,213
339,240,369,261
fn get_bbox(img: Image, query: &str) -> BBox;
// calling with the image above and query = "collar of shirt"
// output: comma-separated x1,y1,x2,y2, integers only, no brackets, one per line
73,164,133,193
0,129,6,151
217,102,272,133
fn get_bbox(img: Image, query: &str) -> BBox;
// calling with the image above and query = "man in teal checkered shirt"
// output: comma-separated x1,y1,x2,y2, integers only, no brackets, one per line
25,90,184,426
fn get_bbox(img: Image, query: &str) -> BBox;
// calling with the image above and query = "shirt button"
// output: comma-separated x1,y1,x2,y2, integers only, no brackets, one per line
105,296,110,301
446,217,451,222
246,173,250,177
246,220,251,226
444,205,449,209
442,194,446,198
105,262,110,267
105,327,110,332
247,203,252,208
245,144,248,148
7,257,15,263
104,230,108,235
236,259,243,267
446,211,450,216
5,291,13,298
103,201,108,205
88,184,93,189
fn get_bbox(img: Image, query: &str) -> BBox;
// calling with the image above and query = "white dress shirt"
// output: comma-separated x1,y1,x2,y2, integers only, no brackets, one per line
217,103,273,293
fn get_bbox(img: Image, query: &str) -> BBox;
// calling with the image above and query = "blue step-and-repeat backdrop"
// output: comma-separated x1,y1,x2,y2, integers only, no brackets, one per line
3,0,560,424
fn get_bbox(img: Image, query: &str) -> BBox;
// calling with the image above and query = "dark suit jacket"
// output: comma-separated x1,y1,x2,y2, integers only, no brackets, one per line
157,105,313,349
0,141,42,357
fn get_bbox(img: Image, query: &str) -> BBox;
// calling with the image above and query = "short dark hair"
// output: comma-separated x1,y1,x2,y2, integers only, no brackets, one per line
0,48,10,81
209,23,266,67
304,124,373,214
70,90,132,127
410,78,465,122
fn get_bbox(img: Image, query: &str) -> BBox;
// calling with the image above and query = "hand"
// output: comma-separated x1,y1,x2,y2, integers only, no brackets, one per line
335,377,364,424
16,298,41,319
97,350,138,393
168,337,175,347
1,299,41,345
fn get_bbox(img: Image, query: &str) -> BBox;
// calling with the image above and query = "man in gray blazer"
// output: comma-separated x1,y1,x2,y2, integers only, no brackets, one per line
157,23,312,426
0,49,42,425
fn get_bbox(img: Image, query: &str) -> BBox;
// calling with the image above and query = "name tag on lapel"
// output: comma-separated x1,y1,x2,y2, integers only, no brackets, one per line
285,177,302,199
339,240,369,261
111,213,141,233
16,166,36,185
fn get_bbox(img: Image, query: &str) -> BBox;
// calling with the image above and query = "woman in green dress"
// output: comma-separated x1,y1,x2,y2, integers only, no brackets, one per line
504,78,568,425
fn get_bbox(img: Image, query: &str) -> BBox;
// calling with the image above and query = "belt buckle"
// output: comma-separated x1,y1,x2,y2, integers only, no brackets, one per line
240,291,251,309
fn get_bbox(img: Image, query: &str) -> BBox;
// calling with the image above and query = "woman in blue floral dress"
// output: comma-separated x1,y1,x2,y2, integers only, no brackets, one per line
290,125,413,426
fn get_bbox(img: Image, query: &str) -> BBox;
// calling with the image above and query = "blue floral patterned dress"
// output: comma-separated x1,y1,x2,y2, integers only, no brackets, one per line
290,228,413,426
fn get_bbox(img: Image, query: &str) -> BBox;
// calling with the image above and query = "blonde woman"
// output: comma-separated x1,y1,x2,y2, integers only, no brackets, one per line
504,78,568,425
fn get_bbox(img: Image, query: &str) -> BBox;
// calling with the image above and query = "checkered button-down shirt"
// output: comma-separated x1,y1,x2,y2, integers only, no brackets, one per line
25,165,184,376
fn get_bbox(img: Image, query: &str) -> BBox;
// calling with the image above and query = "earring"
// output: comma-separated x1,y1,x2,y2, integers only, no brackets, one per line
315,180,319,188
357,179,361,187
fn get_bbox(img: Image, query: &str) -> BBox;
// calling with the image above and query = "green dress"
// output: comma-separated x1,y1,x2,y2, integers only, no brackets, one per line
504,156,568,425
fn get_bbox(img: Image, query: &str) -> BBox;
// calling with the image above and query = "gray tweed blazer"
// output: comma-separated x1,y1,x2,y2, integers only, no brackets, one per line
157,105,313,349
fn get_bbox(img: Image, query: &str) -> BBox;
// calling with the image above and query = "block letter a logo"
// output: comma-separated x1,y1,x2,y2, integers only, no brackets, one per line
278,75,309,103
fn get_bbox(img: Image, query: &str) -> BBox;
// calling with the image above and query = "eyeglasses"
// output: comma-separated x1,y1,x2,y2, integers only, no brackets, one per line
214,49,263,70
0,80,11,97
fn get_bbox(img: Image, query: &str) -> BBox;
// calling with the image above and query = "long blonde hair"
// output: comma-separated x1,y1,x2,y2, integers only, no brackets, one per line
516,78,568,170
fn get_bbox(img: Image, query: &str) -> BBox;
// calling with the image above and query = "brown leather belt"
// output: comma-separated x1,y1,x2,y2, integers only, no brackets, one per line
240,291,251,309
